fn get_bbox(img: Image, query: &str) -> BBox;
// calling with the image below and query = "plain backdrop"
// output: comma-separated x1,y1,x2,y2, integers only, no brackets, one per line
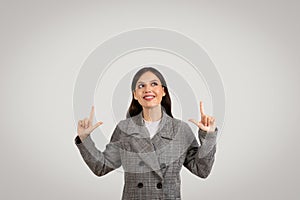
0,0,299,199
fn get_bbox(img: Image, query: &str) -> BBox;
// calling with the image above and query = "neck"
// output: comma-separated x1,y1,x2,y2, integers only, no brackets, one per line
142,105,162,121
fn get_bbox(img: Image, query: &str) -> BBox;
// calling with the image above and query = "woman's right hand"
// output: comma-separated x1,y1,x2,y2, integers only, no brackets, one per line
77,106,103,141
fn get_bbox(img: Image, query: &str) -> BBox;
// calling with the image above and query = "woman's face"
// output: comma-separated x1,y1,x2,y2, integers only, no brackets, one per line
133,71,166,109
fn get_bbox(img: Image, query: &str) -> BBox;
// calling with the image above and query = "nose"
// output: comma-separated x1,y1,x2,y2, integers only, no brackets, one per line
144,83,152,92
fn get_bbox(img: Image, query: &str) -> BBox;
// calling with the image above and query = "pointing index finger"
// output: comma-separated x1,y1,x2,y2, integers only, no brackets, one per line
200,101,205,116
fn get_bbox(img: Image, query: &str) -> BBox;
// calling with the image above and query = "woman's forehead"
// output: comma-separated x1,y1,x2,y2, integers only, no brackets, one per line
137,71,161,83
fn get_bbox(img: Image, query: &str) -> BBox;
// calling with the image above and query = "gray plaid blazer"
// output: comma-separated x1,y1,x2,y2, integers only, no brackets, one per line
75,110,217,200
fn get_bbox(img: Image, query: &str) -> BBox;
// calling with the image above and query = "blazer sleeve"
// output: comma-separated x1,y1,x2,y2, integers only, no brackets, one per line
183,125,218,179
74,125,122,176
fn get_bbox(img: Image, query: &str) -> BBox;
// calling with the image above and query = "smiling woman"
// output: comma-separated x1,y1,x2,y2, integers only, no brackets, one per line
75,67,218,200
131,69,168,121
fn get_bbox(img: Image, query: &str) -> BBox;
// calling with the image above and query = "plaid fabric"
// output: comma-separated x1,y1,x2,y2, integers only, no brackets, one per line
75,110,217,200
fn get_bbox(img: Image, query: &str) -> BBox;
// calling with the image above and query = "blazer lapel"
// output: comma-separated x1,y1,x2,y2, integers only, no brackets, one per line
150,110,175,151
125,110,174,179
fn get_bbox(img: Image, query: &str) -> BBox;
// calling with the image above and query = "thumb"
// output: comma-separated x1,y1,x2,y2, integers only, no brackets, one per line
198,122,206,131
188,119,199,126
189,119,206,130
91,121,103,132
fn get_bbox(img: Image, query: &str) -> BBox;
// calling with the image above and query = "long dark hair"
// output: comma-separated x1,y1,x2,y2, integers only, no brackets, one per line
126,67,173,118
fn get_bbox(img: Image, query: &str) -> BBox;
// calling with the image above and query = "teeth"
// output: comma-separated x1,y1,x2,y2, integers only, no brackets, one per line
144,96,154,99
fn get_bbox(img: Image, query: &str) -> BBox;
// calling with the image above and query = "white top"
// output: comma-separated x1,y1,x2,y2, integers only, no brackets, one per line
143,118,162,139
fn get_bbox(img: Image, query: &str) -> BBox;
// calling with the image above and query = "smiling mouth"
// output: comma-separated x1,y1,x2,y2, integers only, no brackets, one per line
143,95,155,100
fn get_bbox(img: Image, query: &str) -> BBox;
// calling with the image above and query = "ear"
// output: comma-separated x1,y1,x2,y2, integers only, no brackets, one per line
162,87,166,96
133,91,138,100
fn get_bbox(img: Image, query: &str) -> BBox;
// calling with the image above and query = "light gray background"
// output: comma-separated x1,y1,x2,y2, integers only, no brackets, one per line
1,0,299,199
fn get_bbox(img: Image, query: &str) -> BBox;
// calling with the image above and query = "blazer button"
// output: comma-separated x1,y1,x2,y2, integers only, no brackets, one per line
156,182,162,189
137,183,143,188
160,163,166,169
139,161,145,166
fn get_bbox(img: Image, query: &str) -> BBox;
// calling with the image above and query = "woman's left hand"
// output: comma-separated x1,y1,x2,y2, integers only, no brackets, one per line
189,101,216,133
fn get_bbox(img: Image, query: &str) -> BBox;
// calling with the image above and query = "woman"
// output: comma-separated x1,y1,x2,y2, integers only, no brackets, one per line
75,67,218,200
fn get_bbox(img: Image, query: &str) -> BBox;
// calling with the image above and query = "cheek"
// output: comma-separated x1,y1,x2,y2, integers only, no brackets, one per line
134,91,141,100
158,89,165,96
156,90,164,99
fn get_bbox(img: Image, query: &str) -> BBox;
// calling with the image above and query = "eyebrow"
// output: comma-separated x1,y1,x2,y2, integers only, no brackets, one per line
137,79,159,84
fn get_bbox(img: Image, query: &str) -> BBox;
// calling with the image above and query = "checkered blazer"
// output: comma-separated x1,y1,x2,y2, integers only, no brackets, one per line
75,110,217,200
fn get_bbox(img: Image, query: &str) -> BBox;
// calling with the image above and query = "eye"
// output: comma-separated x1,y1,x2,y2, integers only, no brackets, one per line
151,82,158,87
137,84,144,89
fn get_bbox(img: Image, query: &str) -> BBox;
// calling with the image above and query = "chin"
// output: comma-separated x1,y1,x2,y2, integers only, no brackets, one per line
142,104,160,109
